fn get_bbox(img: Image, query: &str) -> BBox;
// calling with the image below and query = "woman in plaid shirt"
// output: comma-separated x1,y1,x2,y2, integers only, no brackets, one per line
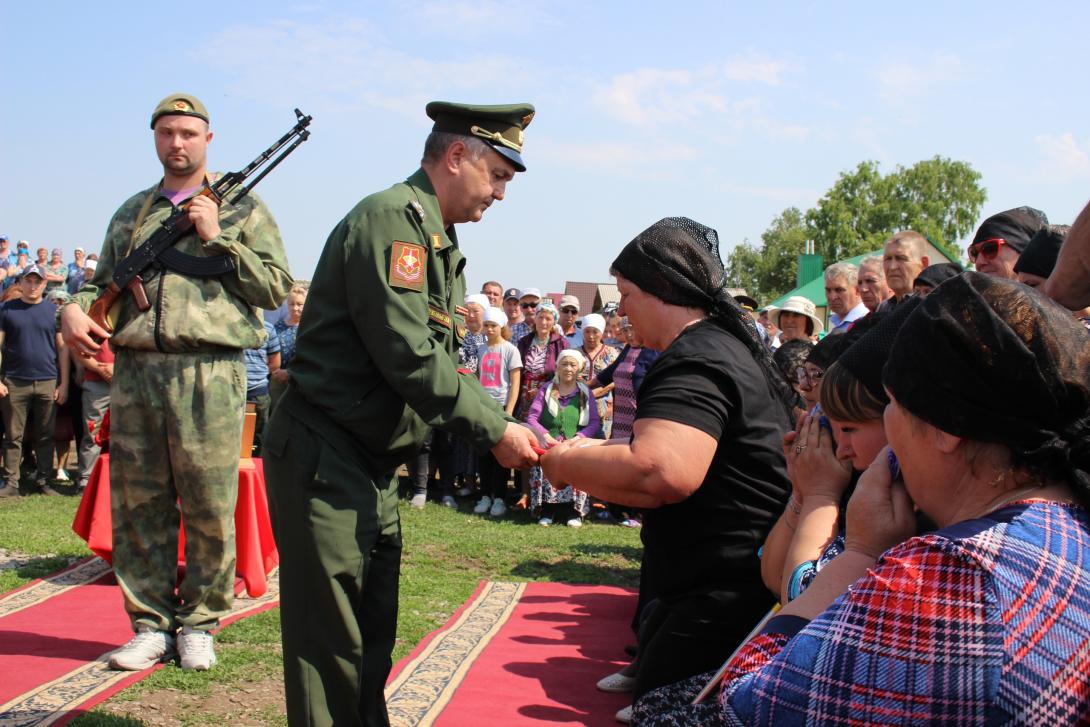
636,273,1090,726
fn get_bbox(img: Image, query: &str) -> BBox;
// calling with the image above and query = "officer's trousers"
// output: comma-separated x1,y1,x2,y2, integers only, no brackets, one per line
265,413,402,727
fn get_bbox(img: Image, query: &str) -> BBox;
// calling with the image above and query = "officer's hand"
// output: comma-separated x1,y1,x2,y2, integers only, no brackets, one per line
60,303,109,356
0,382,7,398
187,195,222,242
491,423,540,469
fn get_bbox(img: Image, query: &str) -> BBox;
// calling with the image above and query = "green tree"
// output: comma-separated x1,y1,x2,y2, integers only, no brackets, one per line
725,208,810,303
724,239,762,300
806,156,986,261
757,206,809,300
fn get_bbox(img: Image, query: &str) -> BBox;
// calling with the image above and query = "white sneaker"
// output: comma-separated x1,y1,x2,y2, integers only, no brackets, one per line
596,671,637,693
410,493,427,509
473,496,492,514
55,468,70,481
108,627,175,671
489,499,507,517
538,517,553,527
177,626,216,671
566,518,583,528
440,495,457,508
615,704,633,724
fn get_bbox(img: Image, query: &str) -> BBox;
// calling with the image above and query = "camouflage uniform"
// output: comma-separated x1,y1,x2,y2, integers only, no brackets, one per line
72,179,290,633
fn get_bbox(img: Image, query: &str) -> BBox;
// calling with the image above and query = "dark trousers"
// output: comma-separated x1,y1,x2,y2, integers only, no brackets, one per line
633,589,774,700
247,391,271,456
0,377,56,487
265,413,402,727
478,451,509,500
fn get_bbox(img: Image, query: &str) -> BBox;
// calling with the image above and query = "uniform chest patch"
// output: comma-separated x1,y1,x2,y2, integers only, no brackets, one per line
390,241,426,291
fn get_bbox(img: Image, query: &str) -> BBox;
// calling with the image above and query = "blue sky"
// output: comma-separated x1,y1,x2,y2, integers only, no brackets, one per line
3,1,1089,299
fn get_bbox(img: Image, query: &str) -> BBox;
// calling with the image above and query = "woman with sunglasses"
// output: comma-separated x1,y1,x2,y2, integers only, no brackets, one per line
968,206,1048,280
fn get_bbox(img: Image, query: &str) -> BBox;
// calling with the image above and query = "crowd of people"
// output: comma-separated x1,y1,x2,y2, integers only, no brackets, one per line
10,90,1090,727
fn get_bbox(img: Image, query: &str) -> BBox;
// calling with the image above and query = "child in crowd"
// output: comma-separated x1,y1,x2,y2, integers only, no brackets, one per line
473,307,522,518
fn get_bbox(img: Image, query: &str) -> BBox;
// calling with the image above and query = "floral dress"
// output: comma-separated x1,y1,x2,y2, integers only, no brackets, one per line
581,343,619,438
526,382,600,516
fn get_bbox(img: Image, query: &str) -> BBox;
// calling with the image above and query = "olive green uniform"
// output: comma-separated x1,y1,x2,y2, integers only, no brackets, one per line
73,180,291,633
264,168,511,726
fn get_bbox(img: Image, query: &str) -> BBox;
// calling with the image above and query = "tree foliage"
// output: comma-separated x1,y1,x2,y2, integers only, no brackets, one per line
725,156,986,303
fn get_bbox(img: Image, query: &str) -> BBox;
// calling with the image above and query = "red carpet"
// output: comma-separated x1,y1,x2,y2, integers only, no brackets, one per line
386,581,638,726
0,557,280,726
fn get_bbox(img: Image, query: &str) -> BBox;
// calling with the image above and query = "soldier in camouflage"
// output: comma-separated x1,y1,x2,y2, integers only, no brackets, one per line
264,101,539,726
61,93,291,672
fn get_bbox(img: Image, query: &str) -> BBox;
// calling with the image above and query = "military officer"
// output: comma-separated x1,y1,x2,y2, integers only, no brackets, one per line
60,93,292,671
263,101,540,726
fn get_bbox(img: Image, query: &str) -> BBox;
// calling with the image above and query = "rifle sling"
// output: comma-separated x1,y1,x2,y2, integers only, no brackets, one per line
122,178,236,280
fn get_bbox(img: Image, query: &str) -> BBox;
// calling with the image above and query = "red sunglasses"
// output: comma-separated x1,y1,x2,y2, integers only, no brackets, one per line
967,237,1008,262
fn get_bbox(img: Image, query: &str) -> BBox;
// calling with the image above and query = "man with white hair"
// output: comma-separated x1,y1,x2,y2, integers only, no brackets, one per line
881,230,930,308
856,255,891,312
824,261,868,334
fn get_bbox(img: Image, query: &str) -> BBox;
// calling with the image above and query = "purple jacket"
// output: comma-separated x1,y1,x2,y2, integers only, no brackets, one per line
516,331,566,379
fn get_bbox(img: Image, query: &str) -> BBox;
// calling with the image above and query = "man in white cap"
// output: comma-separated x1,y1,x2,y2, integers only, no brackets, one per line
559,294,583,347
511,287,541,343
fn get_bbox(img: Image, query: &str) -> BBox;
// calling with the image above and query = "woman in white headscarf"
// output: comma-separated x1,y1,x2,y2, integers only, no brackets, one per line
579,313,620,438
526,348,600,526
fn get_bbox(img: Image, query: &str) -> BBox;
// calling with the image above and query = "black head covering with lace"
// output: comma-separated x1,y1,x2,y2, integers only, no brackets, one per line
884,272,1090,505
611,217,796,420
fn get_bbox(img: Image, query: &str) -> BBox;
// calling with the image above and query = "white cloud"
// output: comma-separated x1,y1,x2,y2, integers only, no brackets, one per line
593,61,807,143
874,52,966,97
537,139,699,169
1035,132,1090,179
723,53,796,86
593,68,728,126
411,0,558,32
192,18,530,117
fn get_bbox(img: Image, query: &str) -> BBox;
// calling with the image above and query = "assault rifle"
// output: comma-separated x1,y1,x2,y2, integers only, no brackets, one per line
88,108,313,332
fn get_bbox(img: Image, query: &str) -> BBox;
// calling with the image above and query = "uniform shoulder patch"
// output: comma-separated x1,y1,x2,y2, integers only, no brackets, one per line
389,241,426,291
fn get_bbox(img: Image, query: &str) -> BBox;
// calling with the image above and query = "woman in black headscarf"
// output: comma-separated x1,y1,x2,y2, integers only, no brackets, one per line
541,218,794,707
632,272,1090,726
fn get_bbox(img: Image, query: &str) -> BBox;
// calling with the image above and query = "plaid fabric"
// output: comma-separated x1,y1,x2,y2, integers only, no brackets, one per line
717,501,1090,726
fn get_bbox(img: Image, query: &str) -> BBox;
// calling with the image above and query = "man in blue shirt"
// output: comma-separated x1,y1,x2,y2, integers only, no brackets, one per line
0,265,70,497
824,262,869,334
242,321,280,456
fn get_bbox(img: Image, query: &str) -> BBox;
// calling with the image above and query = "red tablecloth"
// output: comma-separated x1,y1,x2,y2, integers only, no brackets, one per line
71,455,279,597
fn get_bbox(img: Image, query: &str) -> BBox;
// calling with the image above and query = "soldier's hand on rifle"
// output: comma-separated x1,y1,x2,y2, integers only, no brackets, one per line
60,303,109,357
188,195,221,242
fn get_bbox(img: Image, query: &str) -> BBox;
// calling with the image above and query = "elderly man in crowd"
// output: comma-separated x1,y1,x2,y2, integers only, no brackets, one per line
968,206,1048,280
823,262,868,334
511,287,541,343
855,255,890,312
481,280,503,308
559,294,583,347
880,230,929,309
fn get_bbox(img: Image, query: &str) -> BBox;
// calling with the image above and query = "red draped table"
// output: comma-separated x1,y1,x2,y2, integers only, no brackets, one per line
71,455,280,597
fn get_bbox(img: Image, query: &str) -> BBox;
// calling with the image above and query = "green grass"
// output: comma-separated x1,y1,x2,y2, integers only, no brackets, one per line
2,491,641,725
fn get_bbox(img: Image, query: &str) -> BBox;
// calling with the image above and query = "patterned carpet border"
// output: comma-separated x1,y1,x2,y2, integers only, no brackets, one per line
0,567,281,727
385,581,526,727
0,558,112,620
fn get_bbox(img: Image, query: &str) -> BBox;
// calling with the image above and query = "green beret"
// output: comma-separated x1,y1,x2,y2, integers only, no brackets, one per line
150,92,209,129
425,101,535,172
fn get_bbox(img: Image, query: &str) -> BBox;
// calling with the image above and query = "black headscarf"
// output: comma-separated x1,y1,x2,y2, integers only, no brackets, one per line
972,206,1048,253
837,300,920,403
914,262,964,291
1014,224,1071,279
884,272,1090,506
611,217,796,420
